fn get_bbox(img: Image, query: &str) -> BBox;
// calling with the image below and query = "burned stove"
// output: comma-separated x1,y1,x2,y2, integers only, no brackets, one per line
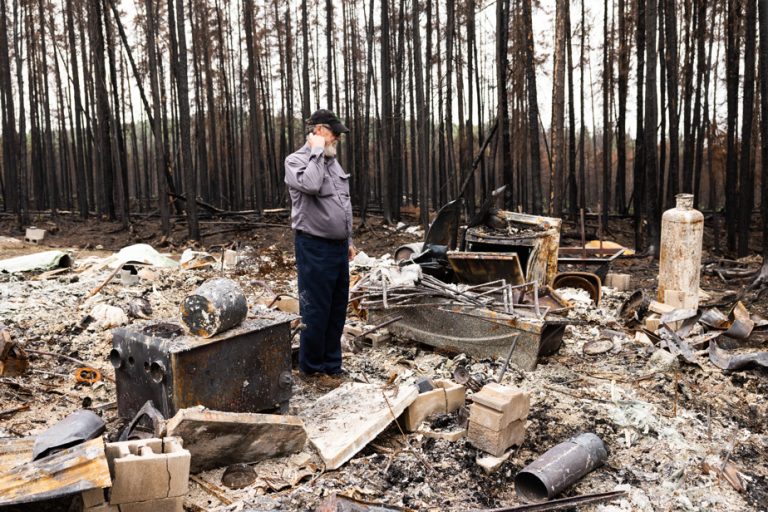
111,316,294,419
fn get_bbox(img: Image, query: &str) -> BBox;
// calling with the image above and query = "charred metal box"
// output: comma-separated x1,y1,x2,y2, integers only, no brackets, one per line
111,316,294,419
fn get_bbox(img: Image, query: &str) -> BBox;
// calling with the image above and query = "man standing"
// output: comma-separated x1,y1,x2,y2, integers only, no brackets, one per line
285,109,356,377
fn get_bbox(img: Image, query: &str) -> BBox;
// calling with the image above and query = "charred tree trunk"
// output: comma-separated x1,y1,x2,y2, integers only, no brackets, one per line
725,0,740,252
522,0,542,213
169,0,199,239
616,0,629,214
739,0,757,257
551,0,566,215
644,0,660,254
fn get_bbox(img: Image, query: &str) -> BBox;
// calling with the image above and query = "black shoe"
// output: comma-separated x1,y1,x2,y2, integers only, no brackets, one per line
326,369,350,380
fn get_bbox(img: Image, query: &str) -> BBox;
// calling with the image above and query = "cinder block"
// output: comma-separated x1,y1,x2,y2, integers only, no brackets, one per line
605,273,631,291
402,379,465,431
343,324,364,338
469,403,511,431
24,227,45,243
471,383,530,421
106,437,190,505
117,497,183,512
468,419,526,457
81,488,107,508
364,330,390,348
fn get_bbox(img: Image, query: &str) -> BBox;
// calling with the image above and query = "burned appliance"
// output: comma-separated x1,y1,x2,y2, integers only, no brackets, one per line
111,316,294,420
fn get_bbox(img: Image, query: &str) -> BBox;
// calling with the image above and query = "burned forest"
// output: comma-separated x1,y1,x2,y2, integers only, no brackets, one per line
1,0,768,511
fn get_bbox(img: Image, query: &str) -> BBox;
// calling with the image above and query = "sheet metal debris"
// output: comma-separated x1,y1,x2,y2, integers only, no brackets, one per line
32,409,106,460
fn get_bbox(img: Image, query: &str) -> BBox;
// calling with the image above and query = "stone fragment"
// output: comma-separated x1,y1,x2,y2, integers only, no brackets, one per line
166,407,306,473
302,382,418,470
402,379,465,432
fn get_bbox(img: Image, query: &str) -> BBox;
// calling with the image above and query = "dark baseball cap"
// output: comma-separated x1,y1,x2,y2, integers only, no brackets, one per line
306,109,350,135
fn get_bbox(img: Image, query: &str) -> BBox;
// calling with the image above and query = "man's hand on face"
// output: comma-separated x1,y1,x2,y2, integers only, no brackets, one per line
309,133,326,149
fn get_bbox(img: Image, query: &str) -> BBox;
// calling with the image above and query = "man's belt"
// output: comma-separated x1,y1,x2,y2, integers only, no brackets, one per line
295,230,347,245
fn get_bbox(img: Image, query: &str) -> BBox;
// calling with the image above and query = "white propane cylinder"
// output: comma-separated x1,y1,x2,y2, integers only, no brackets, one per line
658,193,704,309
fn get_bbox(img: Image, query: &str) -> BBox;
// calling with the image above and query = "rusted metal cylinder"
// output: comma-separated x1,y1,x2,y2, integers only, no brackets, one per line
658,193,704,308
180,278,248,337
514,433,608,502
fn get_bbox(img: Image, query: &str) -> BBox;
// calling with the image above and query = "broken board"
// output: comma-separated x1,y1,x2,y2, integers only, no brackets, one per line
166,406,307,472
301,382,418,470
0,437,111,506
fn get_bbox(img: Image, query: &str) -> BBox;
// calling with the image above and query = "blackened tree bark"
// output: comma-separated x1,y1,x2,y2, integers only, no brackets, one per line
725,0,740,252
738,0,757,257
0,0,17,216
580,0,588,212
616,0,629,214
66,0,88,218
551,0,566,215
326,0,333,109
754,0,768,285
644,0,660,254
566,0,577,218
522,0,542,213
413,0,427,229
663,0,679,205
380,0,393,223
90,0,114,219
602,0,611,227
243,0,263,212
691,0,707,207
168,0,199,239
301,0,310,118
144,0,170,233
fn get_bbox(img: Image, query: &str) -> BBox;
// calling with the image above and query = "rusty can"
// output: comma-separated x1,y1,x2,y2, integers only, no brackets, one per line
180,278,248,337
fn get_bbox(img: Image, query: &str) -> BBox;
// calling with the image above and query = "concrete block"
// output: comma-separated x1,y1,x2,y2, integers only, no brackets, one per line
24,227,45,244
84,505,118,512
469,403,511,431
81,488,107,508
402,379,465,431
605,273,631,291
343,324,364,338
649,300,676,315
364,330,390,348
470,383,530,421
222,250,238,268
166,407,306,473
468,419,526,457
645,313,661,332
106,437,190,505
663,289,698,310
117,497,183,512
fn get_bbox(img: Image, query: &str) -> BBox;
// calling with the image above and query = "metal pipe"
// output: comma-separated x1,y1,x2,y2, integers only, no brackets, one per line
514,433,608,502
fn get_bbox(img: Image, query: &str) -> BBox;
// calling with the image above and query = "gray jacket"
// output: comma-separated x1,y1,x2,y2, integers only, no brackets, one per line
284,144,353,241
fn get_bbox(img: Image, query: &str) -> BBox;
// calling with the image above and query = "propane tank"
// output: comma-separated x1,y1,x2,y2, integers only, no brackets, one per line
658,193,704,309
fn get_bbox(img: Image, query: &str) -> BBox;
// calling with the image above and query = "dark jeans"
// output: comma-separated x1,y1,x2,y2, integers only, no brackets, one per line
295,232,349,375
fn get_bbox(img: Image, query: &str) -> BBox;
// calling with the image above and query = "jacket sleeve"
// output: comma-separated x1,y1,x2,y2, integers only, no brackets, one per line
284,147,325,195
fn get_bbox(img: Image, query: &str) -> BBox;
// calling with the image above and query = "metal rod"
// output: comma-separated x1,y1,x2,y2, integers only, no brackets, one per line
497,335,520,383
479,490,626,512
